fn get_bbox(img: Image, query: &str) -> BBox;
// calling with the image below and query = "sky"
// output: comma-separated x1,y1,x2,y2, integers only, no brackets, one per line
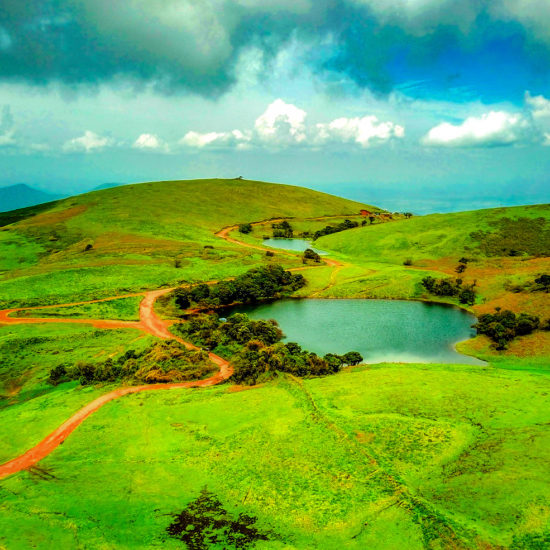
0,0,549,213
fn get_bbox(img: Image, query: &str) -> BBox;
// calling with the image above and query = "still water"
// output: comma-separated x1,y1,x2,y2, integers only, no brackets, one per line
227,298,485,365
262,238,327,255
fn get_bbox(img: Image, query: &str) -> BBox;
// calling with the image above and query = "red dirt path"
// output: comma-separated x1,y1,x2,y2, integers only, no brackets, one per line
0,287,232,479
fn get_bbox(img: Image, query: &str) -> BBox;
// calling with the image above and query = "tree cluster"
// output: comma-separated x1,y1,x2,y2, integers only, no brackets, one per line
474,309,542,350
238,223,252,234
48,341,213,386
313,219,358,240
421,276,476,305
175,265,306,310
272,220,293,238
174,312,363,385
303,248,321,263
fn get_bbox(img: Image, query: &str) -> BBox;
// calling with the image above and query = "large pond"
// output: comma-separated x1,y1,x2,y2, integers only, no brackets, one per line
226,298,485,365
262,238,327,255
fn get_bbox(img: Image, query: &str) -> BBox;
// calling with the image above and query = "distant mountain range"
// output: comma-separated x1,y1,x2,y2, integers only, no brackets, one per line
0,184,63,213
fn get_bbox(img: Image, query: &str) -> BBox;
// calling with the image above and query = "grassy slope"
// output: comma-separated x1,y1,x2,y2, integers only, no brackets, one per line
0,366,548,549
12,295,143,321
315,205,550,315
0,179,371,306
0,323,155,461
316,204,549,263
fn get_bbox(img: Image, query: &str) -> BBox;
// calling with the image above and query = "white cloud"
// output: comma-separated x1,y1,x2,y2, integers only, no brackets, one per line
0,105,16,148
422,111,530,148
133,133,168,151
543,133,550,147
525,91,550,119
63,130,114,152
254,99,307,146
179,98,404,151
180,129,251,149
314,115,405,147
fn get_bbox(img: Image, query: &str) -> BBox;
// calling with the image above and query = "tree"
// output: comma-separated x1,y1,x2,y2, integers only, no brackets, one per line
324,353,343,372
238,223,252,234
48,364,68,386
190,283,210,303
535,274,550,292
342,351,363,366
174,288,191,309
303,248,321,263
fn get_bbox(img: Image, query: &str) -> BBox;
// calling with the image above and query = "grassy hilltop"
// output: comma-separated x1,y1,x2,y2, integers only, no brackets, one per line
0,180,549,549
0,179,372,306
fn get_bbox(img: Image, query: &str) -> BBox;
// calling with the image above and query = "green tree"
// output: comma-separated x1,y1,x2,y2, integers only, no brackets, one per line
238,223,252,234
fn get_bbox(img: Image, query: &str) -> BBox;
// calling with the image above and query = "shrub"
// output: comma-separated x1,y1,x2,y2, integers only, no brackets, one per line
238,223,252,234
303,248,321,263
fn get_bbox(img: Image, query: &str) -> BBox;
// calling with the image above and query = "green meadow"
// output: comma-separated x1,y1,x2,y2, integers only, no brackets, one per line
12,295,144,321
1,366,548,549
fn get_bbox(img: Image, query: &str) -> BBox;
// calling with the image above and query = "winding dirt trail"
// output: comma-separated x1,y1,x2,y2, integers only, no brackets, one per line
215,221,343,268
0,215,345,479
0,288,232,480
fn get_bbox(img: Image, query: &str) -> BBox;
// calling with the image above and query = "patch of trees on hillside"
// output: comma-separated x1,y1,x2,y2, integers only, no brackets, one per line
313,219,358,240
272,220,293,238
48,341,214,385
174,265,306,310
421,276,477,306
474,308,547,350
470,217,550,257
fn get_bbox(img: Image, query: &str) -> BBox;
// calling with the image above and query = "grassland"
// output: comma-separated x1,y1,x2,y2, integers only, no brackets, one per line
11,295,144,321
0,179,369,308
0,365,548,549
0,323,155,462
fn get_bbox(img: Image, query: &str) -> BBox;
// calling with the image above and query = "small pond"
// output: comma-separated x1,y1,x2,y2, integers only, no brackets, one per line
262,238,327,255
226,298,485,365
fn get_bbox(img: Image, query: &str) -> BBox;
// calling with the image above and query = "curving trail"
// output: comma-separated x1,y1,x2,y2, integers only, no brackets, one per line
0,288,232,480
215,221,343,268
0,215,345,479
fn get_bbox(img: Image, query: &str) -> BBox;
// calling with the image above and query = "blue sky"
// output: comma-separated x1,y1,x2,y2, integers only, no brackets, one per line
0,0,549,212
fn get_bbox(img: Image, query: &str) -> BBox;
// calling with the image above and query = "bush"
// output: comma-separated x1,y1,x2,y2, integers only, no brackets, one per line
303,248,321,263
48,341,214,386
238,223,252,234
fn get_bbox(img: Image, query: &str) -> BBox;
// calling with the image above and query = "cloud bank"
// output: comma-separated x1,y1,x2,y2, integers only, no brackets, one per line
1,1,550,99
181,99,404,150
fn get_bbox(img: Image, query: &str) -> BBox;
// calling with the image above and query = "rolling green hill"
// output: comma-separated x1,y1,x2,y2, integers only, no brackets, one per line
0,179,373,306
316,203,550,264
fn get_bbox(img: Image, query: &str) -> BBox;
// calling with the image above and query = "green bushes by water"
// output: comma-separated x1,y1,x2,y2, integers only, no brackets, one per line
48,340,214,385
